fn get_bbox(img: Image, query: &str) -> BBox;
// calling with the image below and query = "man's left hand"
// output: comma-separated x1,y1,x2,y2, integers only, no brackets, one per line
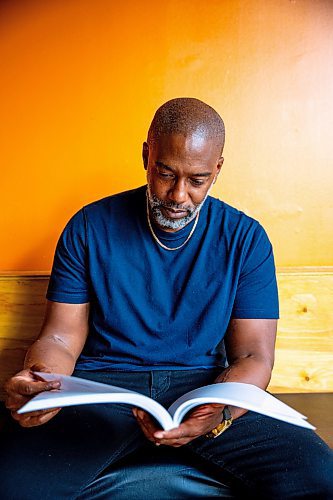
133,403,225,447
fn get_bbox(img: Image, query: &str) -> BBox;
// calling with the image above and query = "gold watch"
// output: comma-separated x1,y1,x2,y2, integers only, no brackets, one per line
205,406,233,438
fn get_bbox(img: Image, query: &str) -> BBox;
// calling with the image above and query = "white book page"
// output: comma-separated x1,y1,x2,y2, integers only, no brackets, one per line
168,383,315,430
18,373,175,430
18,374,315,431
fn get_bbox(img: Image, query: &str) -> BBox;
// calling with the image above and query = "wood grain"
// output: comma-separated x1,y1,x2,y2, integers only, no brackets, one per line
269,269,333,393
0,276,48,399
0,269,332,399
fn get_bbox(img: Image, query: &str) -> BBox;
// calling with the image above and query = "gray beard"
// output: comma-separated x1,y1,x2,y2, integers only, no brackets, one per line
147,185,210,231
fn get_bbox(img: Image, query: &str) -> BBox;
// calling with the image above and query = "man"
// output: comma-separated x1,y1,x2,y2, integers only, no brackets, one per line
2,98,333,498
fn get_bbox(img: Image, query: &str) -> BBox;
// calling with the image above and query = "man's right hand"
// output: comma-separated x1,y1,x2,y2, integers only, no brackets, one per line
4,364,61,427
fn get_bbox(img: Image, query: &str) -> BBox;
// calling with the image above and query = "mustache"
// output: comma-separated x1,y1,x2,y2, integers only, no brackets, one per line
150,195,197,213
157,201,192,211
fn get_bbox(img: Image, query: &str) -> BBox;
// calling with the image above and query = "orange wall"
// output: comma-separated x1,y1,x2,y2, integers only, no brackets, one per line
1,0,333,270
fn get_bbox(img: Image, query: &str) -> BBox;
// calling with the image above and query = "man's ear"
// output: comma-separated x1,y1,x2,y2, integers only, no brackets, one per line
213,157,224,183
142,142,149,170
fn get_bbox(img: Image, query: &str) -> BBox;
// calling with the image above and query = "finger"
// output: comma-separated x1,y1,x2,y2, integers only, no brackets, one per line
16,408,61,428
5,394,30,410
154,433,198,447
154,431,191,448
154,420,198,441
136,409,160,433
153,411,222,447
134,409,161,443
11,407,61,421
133,412,154,442
188,404,224,419
30,364,53,374
153,424,195,447
30,367,61,385
8,377,60,397
136,409,160,438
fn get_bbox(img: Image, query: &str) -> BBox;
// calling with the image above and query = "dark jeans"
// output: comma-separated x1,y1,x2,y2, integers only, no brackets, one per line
1,369,333,499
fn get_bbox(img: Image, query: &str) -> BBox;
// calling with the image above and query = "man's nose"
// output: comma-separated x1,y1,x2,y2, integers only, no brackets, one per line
167,179,189,205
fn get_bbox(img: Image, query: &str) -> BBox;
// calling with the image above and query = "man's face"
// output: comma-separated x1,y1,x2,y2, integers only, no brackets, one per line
143,132,223,231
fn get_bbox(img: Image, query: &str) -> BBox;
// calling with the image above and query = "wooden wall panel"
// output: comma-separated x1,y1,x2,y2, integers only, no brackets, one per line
269,269,333,393
0,269,332,399
0,275,48,399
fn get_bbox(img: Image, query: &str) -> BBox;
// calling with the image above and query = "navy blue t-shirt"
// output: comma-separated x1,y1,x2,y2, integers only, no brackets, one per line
47,186,279,371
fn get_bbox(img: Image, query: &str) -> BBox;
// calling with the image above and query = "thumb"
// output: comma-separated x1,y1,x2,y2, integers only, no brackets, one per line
29,364,52,374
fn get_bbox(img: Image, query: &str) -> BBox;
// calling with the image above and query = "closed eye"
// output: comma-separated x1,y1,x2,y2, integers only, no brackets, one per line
158,171,174,179
190,178,206,186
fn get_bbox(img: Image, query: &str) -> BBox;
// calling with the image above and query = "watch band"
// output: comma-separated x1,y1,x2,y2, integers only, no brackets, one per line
205,406,233,438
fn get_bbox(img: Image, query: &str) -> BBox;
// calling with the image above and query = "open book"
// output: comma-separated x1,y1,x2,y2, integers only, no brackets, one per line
18,373,315,431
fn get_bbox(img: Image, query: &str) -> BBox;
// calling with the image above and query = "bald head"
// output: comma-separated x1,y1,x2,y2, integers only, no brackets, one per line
147,97,225,154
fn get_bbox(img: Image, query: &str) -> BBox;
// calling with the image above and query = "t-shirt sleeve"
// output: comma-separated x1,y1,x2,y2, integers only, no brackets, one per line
46,209,90,304
231,223,279,319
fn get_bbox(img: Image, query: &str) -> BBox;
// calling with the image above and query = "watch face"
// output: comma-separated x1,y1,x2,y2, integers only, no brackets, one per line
223,406,232,421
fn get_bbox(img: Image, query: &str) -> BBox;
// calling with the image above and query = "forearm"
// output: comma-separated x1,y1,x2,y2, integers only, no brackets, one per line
215,354,273,388
5,302,89,427
215,355,274,419
23,301,89,375
24,336,78,375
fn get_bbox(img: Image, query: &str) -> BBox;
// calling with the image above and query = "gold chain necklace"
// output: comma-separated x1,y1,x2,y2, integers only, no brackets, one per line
146,195,199,251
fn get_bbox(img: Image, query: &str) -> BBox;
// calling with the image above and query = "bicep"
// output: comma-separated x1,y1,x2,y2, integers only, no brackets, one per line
38,300,90,359
225,318,277,368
